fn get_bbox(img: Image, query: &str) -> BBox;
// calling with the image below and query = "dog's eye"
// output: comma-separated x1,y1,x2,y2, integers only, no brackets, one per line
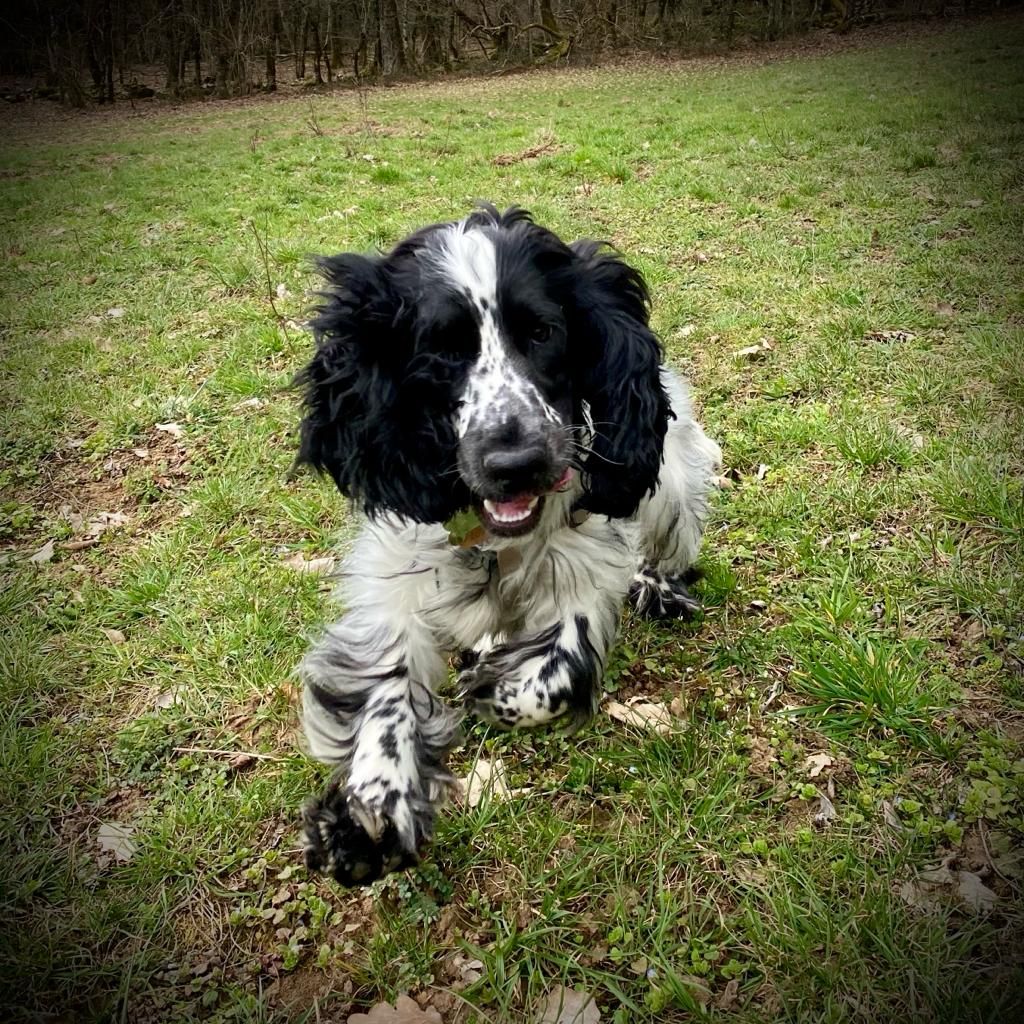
529,323,552,345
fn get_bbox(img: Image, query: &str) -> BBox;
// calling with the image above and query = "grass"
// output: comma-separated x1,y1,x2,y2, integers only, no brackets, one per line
2,15,1024,1023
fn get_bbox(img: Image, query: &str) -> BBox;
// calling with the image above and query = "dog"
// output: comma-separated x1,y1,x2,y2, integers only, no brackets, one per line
294,205,721,885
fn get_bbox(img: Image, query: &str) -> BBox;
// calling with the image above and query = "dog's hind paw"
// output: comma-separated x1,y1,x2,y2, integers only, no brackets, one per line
301,780,415,887
629,567,702,620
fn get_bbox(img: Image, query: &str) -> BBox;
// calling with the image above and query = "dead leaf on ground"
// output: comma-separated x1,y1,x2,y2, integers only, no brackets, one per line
865,329,916,344
535,985,601,1024
955,870,999,912
154,422,184,438
679,975,712,1006
880,799,906,832
281,552,336,575
459,757,511,808
716,978,741,1010
813,791,836,828
346,995,443,1023
733,337,774,360
154,686,186,710
101,628,126,645
604,697,674,735
804,752,834,778
96,821,136,864
105,307,126,318
28,539,55,563
900,866,999,914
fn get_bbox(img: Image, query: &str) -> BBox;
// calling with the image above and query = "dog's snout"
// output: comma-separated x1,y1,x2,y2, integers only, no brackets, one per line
482,444,549,490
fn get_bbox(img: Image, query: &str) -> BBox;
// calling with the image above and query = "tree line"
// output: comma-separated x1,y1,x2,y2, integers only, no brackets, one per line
0,1,1012,106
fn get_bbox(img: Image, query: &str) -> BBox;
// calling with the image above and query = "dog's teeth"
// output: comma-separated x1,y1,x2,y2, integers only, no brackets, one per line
483,499,535,524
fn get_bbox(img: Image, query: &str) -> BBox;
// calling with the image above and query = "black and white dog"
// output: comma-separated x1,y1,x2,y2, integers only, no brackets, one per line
295,205,721,885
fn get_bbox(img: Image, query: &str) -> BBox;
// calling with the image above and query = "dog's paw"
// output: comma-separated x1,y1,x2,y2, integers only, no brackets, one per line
301,781,415,887
458,658,522,728
629,567,702,620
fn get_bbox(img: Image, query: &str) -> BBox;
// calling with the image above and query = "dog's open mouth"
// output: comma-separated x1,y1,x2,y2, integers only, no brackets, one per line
479,494,545,536
477,468,573,537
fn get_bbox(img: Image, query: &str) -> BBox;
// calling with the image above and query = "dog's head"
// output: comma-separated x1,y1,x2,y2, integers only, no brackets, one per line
296,205,670,534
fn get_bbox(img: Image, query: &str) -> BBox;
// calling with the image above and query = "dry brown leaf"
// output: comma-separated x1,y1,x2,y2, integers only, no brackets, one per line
900,866,998,915
604,698,673,735
955,870,999,912
155,422,184,438
460,757,511,808
101,628,126,645
733,337,774,360
346,995,443,1024
535,985,600,1024
29,539,55,563
865,329,916,344
803,753,834,779
96,821,136,863
813,791,836,828
679,975,712,1006
716,978,741,1010
154,686,185,710
880,799,906,832
281,552,336,575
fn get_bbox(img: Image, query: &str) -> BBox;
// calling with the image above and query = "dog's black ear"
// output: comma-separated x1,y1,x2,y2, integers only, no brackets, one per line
296,252,472,523
568,241,671,519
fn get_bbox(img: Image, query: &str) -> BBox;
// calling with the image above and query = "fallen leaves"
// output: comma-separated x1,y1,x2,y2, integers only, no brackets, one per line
899,864,1000,914
459,757,511,808
604,697,674,735
62,509,131,551
28,539,55,563
534,986,601,1024
101,627,126,645
154,421,184,438
281,552,336,575
864,329,916,344
346,995,443,1024
96,821,136,865
813,791,837,829
803,752,834,778
733,337,775,360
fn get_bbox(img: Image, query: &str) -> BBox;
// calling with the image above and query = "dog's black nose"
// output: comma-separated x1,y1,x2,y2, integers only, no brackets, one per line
482,444,549,491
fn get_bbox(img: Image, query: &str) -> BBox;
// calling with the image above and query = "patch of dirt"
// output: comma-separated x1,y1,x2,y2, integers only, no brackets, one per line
268,965,353,1016
491,137,561,166
2,425,191,558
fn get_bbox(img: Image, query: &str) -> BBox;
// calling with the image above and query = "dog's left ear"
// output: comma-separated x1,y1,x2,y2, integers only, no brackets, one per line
567,241,672,518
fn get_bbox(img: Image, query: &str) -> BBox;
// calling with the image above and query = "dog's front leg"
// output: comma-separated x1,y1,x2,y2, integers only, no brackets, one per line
299,613,460,886
460,522,633,729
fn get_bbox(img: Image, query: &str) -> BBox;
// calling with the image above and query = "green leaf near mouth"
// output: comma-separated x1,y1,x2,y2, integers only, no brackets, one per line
444,507,483,545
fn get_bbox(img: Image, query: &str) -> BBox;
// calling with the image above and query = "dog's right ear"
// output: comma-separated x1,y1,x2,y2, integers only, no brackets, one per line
295,252,470,523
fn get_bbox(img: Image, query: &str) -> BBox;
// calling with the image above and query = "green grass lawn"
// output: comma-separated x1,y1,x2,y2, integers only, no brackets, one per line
2,16,1023,1023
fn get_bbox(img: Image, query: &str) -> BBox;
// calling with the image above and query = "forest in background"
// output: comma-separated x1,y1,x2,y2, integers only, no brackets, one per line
1,1,1016,106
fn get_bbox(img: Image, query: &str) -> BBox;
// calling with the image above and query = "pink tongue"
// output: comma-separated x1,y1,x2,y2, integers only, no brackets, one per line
491,495,535,515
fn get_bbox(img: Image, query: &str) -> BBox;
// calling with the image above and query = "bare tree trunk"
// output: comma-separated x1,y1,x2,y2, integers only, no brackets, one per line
311,15,325,84
296,13,308,78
